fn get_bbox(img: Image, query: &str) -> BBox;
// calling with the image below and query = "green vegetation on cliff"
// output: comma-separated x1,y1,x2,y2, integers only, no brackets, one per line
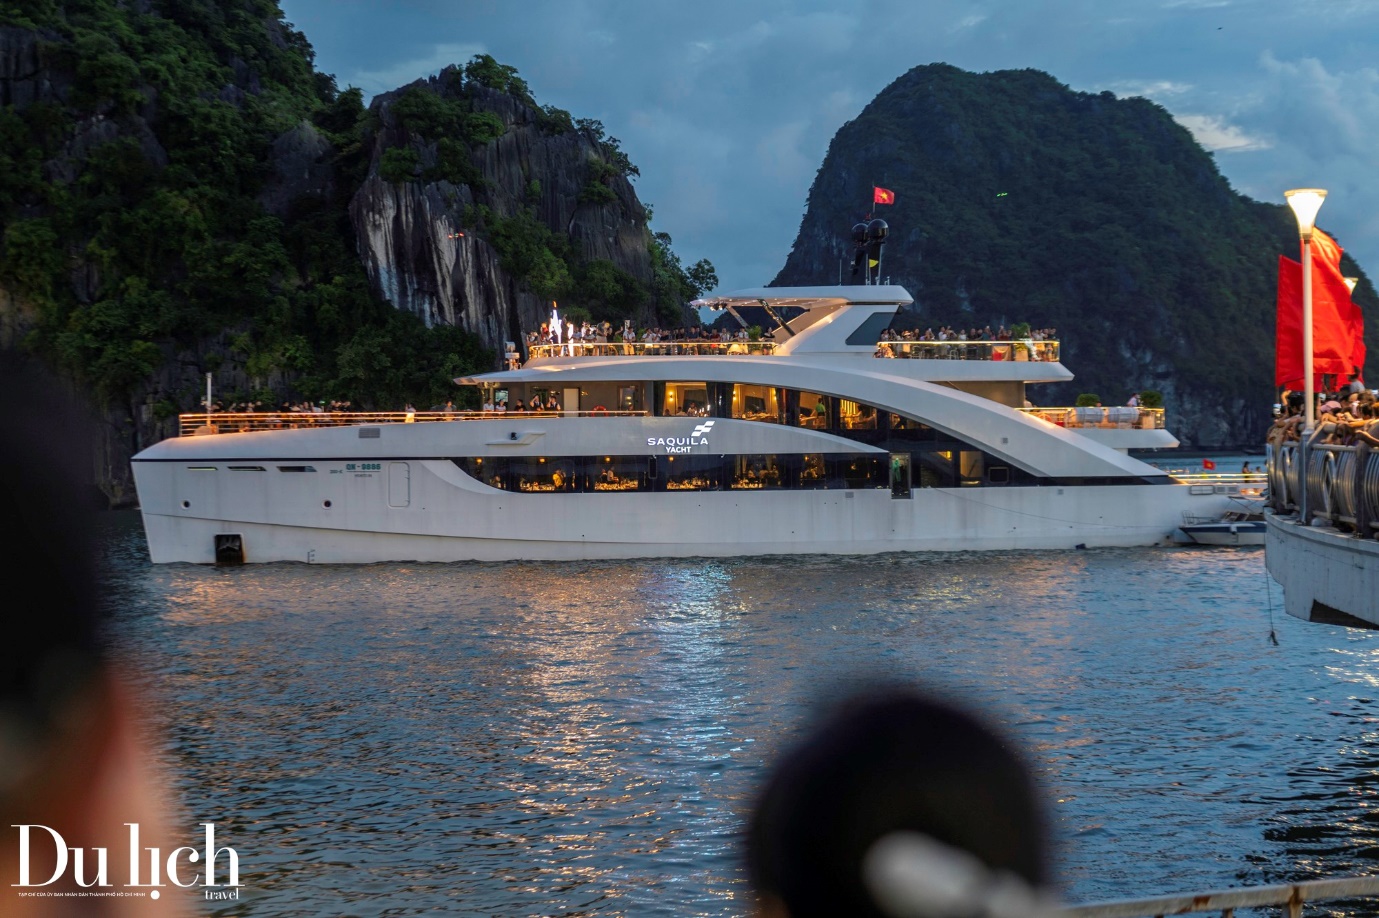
374,59,715,326
0,0,488,410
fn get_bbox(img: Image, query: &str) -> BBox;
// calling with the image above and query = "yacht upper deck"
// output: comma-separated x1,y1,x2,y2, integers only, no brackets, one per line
523,284,1061,366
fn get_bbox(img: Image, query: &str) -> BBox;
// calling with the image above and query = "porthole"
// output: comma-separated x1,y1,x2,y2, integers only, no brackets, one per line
181,500,190,509
323,500,332,508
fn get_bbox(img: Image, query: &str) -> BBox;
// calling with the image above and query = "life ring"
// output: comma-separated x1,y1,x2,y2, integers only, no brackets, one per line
592,405,608,414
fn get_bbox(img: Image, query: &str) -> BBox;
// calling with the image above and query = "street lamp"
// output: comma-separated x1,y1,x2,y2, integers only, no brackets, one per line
1284,187,1327,524
1284,188,1326,430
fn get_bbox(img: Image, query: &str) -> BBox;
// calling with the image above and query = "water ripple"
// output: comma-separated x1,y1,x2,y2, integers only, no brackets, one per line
96,514,1379,916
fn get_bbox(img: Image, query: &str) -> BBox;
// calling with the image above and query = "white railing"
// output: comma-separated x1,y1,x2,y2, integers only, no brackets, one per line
527,340,776,358
1056,874,1379,917
178,410,647,436
876,339,1061,361
1019,406,1165,430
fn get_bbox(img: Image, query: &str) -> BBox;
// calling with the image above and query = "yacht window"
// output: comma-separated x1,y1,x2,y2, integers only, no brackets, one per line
731,455,785,490
512,457,578,493
277,466,317,473
959,451,985,486
840,400,876,430
664,454,721,491
837,456,887,489
797,454,829,490
663,382,709,417
797,391,830,429
587,456,648,492
458,456,508,490
732,385,783,424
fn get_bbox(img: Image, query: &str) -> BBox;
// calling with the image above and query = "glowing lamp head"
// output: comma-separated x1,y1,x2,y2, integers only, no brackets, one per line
1284,188,1327,239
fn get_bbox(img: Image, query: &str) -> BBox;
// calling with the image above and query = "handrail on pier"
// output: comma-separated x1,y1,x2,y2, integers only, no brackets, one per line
1266,441,1379,537
1056,874,1379,917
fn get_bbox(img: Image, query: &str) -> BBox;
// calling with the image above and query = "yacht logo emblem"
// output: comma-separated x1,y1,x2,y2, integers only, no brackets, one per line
646,420,714,454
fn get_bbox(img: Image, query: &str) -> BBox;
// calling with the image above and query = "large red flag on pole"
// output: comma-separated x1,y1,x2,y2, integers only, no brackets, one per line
873,186,895,205
1311,229,1366,382
1276,254,1353,388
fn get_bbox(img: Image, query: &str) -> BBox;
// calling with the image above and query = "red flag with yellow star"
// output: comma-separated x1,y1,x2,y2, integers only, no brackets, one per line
873,186,895,205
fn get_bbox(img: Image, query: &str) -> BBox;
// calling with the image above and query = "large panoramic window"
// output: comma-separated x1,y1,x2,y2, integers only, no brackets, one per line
730,454,786,490
664,454,720,490
798,390,830,429
662,382,709,417
586,455,647,492
732,384,783,423
840,399,876,430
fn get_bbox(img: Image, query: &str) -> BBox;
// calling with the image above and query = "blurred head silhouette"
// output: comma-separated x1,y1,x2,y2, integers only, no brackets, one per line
747,685,1052,918
0,356,186,916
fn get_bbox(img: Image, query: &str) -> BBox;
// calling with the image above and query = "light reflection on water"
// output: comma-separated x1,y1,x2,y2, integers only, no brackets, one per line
99,512,1379,917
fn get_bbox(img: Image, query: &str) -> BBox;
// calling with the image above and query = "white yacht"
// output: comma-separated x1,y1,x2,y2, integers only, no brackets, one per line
132,285,1237,563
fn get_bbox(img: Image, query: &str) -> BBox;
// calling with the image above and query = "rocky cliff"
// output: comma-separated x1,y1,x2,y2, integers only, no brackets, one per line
349,66,691,356
775,64,1378,448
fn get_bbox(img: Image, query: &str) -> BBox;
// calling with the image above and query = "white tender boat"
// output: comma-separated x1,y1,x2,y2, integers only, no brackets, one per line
132,285,1239,563
1177,506,1266,546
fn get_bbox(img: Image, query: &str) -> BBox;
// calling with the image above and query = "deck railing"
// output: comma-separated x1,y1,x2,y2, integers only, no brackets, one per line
177,410,647,437
526,340,777,359
1019,406,1166,430
522,339,1062,361
876,339,1061,362
1267,441,1379,537
1055,874,1379,917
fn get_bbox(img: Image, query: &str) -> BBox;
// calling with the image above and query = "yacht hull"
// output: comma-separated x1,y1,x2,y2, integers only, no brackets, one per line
135,455,1223,563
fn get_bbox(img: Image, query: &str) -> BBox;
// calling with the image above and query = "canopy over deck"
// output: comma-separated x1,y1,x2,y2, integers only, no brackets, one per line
692,285,914,312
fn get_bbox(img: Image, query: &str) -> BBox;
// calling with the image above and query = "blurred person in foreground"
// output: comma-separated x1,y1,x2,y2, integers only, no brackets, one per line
0,357,186,916
747,686,1056,918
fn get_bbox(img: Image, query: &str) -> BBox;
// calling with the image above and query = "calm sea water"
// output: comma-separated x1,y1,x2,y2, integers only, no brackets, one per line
99,510,1379,917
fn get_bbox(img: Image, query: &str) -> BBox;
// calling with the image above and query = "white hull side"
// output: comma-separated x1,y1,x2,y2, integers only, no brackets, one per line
1178,524,1265,546
135,456,1232,562
1265,512,1379,628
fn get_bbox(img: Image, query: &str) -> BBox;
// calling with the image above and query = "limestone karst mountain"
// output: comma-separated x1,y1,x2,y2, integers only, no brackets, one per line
775,64,1377,447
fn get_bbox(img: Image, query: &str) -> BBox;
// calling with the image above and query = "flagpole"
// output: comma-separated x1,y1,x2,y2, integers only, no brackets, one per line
1285,188,1327,525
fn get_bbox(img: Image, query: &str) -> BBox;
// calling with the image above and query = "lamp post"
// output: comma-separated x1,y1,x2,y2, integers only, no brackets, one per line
1284,187,1327,523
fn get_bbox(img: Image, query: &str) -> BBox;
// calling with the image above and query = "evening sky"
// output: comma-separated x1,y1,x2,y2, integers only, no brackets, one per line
280,0,1379,294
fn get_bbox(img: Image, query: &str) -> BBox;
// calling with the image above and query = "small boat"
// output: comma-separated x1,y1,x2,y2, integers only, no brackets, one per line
1177,506,1266,546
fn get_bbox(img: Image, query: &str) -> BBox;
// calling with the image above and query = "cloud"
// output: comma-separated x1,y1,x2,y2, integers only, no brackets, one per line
346,42,486,98
1108,79,1193,99
1173,113,1273,151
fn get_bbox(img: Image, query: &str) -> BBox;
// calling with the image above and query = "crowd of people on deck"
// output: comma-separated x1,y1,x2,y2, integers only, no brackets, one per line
527,320,761,351
205,399,358,415
1268,385,1379,448
879,325,1057,343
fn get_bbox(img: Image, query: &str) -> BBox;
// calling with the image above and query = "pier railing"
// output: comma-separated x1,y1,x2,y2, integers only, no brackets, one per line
1267,441,1379,537
1019,406,1165,430
1055,874,1379,917
177,410,647,436
875,339,1061,362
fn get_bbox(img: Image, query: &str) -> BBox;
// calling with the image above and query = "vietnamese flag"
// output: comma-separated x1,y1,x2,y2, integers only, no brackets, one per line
1312,229,1366,382
873,186,895,205
1202,458,1216,471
